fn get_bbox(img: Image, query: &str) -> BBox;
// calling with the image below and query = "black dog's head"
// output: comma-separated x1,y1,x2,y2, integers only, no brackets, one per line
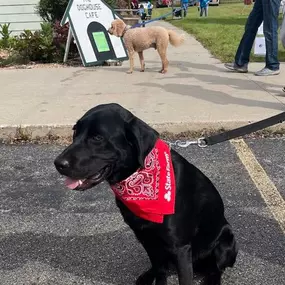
54,103,159,191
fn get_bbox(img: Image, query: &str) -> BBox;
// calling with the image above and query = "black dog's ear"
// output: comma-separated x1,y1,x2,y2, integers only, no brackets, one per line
72,124,77,141
127,117,159,167
118,107,159,167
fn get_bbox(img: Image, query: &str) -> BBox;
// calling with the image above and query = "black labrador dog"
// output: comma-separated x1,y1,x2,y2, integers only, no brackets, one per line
54,103,238,285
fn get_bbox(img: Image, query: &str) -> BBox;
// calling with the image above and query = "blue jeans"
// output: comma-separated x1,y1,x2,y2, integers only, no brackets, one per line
182,3,188,16
235,0,281,70
200,6,208,17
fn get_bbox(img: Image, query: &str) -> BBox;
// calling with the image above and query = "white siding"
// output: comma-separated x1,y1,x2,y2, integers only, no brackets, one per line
0,0,42,37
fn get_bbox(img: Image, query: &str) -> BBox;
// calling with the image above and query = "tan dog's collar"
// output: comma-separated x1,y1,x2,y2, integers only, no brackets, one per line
121,25,131,37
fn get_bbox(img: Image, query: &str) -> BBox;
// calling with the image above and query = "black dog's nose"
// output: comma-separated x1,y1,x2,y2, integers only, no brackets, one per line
54,158,70,171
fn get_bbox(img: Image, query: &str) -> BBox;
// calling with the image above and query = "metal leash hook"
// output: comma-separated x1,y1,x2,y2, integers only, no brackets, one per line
168,138,208,148
197,137,208,148
174,140,196,148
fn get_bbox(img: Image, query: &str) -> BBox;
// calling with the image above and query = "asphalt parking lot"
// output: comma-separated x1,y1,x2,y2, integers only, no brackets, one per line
0,138,284,285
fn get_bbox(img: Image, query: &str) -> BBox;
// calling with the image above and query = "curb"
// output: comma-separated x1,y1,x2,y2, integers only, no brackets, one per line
1,122,285,144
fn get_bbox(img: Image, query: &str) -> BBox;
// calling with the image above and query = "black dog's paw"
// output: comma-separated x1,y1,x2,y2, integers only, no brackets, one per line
202,274,222,285
136,269,155,285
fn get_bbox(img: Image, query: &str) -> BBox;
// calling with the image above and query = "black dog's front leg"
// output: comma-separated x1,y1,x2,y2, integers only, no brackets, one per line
134,231,168,285
136,266,167,285
174,245,194,285
136,245,168,285
136,268,155,285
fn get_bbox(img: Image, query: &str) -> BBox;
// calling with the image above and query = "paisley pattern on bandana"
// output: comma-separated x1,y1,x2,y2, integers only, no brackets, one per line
111,139,176,223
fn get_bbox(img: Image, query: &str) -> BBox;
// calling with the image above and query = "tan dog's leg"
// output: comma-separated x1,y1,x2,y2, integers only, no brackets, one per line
138,52,145,72
156,38,169,74
157,48,169,74
127,50,135,74
155,32,172,73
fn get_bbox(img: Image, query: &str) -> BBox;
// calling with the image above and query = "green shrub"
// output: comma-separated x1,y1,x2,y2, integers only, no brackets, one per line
53,21,78,58
14,21,78,63
0,52,26,67
0,23,12,49
36,0,69,23
105,0,117,8
12,23,55,62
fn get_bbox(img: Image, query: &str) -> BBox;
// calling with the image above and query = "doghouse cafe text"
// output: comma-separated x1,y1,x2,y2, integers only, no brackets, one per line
77,0,102,19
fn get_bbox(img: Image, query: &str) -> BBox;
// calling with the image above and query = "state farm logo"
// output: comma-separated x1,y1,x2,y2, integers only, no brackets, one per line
164,151,172,202
164,190,171,202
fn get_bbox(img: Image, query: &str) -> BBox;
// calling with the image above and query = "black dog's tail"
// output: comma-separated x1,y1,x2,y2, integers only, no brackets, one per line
213,224,238,271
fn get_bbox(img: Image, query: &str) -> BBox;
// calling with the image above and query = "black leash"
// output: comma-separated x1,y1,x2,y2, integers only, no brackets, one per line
203,110,285,146
170,111,285,148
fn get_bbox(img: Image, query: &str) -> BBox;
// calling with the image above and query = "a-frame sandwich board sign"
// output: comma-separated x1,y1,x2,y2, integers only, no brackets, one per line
61,0,128,66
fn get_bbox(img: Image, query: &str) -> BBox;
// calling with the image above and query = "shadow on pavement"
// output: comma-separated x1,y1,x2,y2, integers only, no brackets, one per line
136,82,285,111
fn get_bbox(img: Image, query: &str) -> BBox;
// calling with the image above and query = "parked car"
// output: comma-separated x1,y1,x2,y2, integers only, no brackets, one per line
209,0,219,6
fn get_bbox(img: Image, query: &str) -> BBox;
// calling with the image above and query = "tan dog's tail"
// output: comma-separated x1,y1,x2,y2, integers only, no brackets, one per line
168,30,185,47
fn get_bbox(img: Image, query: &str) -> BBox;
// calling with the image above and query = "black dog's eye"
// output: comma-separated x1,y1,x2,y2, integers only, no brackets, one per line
92,135,103,142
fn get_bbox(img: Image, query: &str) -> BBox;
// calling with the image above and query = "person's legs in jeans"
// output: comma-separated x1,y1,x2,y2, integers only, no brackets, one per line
205,6,208,16
183,4,188,17
262,0,280,71
234,0,263,67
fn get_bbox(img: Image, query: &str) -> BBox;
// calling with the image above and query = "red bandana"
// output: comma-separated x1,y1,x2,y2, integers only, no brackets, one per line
110,139,176,223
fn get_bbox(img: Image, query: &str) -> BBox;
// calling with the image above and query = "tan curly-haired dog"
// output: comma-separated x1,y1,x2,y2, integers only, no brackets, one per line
108,19,184,74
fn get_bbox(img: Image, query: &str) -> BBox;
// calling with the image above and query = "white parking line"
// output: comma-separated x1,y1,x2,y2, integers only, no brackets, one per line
231,139,285,233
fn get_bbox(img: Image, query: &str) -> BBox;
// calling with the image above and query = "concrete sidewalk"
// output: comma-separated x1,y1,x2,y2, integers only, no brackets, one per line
0,21,285,139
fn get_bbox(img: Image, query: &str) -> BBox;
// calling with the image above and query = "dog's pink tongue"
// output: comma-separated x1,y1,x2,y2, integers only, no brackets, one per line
65,178,80,190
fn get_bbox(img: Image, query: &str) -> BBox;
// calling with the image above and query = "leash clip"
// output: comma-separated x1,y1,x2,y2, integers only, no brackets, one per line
174,140,196,148
165,137,208,148
174,138,208,148
197,137,208,148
